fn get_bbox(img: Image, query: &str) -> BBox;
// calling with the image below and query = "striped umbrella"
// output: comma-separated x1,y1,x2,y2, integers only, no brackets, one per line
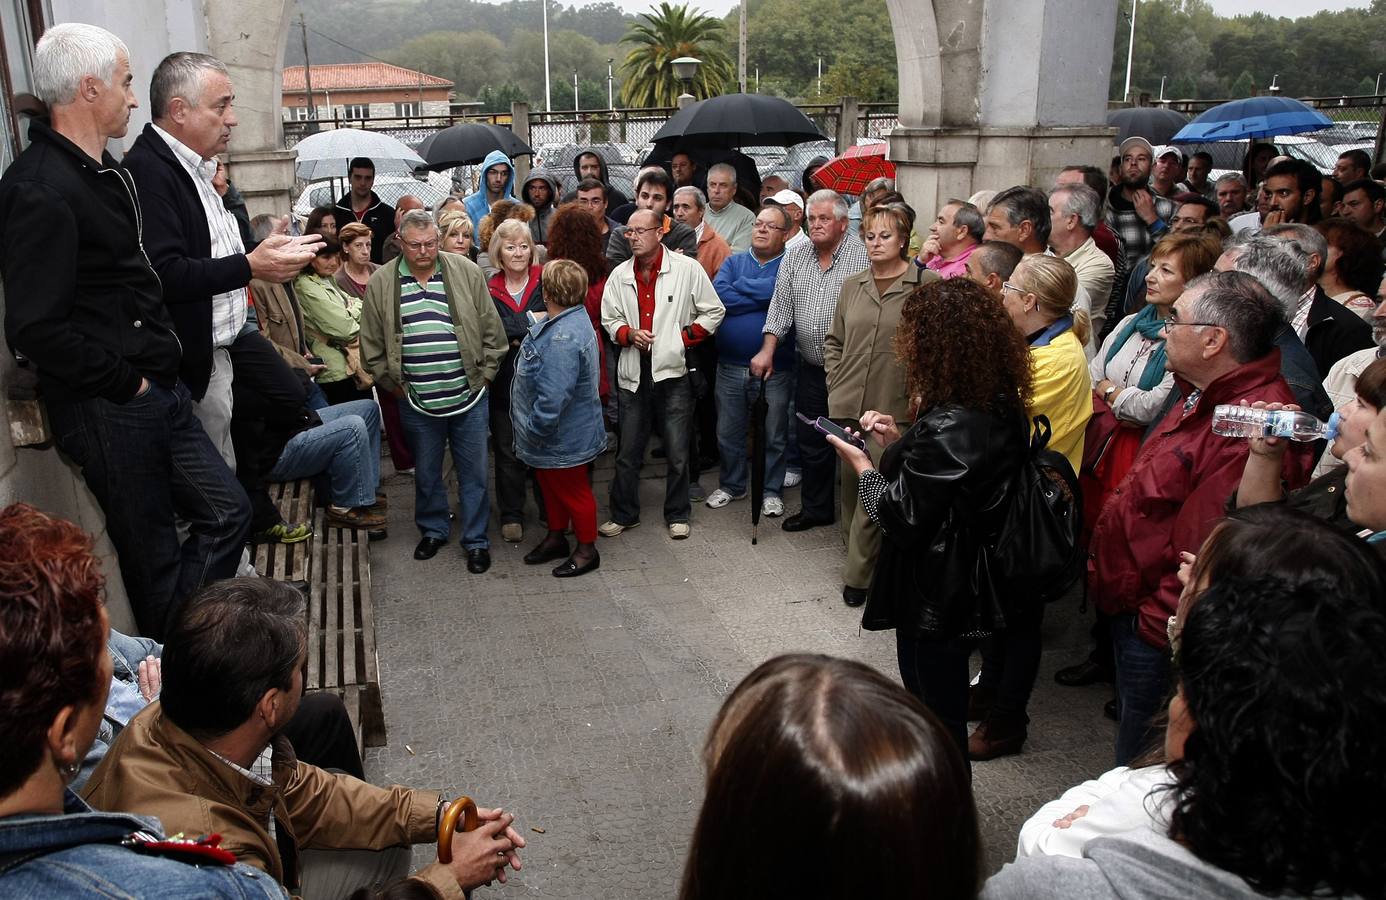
811,143,894,195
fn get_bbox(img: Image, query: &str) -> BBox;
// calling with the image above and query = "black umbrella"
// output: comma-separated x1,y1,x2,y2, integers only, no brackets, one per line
1105,107,1189,147
750,377,768,545
640,143,762,202
651,94,828,150
416,123,533,171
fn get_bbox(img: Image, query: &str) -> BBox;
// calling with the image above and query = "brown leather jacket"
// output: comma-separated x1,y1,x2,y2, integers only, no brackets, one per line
81,703,462,897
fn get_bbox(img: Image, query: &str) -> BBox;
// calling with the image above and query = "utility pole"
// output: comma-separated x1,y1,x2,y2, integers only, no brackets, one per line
607,58,614,110
755,65,759,93
817,56,822,99
738,0,747,93
299,13,315,120
573,70,579,111
542,0,552,112
1158,75,1166,102
1122,0,1137,103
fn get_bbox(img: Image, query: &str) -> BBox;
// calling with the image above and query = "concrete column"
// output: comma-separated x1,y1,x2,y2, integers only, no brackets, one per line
204,0,296,216
836,96,858,155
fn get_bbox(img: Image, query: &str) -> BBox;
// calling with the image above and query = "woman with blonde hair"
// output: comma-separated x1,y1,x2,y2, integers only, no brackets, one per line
476,200,547,276
970,252,1091,761
487,218,547,542
437,209,476,261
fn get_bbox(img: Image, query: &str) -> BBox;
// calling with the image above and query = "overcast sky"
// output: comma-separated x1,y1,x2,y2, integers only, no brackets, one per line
589,0,1370,20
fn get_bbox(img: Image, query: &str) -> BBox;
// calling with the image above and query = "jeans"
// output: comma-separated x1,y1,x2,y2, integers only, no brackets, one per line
610,356,694,525
975,603,1046,728
794,363,836,520
896,629,972,770
269,399,381,509
46,381,250,641
715,363,791,497
1111,612,1172,765
399,395,490,548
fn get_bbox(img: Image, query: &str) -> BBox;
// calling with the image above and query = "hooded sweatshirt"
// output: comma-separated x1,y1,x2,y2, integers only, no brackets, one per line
980,827,1345,900
563,147,629,210
464,149,517,233
523,171,561,245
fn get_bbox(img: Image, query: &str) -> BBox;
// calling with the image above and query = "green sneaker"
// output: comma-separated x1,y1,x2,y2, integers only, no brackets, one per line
254,521,313,544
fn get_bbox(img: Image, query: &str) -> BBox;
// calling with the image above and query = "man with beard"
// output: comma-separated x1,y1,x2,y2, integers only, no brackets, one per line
1105,137,1174,278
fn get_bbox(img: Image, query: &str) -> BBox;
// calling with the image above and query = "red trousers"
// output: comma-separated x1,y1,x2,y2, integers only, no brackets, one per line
376,388,415,472
535,465,598,544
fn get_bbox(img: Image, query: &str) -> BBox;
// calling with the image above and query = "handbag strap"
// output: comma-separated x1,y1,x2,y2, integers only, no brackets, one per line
1029,414,1053,454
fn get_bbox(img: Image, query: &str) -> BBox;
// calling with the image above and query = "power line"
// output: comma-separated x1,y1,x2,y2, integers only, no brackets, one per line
304,26,400,66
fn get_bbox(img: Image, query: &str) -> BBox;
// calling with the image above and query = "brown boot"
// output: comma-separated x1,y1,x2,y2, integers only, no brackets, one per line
326,505,387,529
968,718,1027,761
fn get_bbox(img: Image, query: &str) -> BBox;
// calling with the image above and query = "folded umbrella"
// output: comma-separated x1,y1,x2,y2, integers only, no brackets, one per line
1170,96,1332,143
811,143,894,195
750,377,767,545
417,123,533,170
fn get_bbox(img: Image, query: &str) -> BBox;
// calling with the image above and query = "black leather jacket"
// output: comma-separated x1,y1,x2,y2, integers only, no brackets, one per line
862,403,1027,638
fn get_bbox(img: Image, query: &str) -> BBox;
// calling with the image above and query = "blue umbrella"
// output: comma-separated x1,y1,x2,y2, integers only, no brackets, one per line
1170,96,1331,143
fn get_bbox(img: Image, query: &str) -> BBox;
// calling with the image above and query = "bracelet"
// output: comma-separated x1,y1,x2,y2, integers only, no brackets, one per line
436,797,450,836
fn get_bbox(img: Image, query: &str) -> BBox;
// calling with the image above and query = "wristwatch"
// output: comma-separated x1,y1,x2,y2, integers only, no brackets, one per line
1103,385,1118,401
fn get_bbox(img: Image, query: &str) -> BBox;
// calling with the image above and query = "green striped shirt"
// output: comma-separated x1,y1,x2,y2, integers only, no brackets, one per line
398,259,482,417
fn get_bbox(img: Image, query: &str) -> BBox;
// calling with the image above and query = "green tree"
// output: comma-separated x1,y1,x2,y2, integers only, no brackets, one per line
476,81,529,114
383,31,507,99
508,29,608,107
618,2,734,107
1229,69,1256,98
743,0,895,101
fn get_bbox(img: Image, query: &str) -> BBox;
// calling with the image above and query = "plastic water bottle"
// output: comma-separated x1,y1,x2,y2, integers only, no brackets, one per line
1210,405,1340,442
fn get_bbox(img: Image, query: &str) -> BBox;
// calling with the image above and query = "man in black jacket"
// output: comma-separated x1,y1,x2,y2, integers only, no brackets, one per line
0,23,250,640
122,51,318,468
334,157,395,263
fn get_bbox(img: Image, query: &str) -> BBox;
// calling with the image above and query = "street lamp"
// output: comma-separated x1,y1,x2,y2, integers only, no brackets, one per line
671,56,701,108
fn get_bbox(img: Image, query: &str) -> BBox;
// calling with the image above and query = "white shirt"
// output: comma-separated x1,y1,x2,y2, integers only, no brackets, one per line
785,228,810,253
1227,210,1261,234
153,124,248,348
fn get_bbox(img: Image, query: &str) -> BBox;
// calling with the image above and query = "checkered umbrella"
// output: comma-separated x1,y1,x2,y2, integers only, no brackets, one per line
811,144,895,195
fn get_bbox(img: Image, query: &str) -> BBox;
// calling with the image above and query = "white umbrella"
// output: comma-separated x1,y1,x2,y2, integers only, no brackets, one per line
293,128,425,181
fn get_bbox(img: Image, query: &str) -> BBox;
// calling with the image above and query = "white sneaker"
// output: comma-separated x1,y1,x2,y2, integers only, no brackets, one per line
598,520,638,537
704,488,746,509
668,522,691,539
783,469,803,488
762,496,785,517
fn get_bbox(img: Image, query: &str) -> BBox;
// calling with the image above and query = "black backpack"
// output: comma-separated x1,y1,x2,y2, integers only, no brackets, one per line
989,415,1084,603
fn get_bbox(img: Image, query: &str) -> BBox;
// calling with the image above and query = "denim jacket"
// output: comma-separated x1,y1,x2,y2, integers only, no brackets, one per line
510,305,607,469
0,790,286,897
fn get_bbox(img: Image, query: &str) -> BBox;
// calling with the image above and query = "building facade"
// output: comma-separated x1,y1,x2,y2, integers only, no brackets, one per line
283,62,452,123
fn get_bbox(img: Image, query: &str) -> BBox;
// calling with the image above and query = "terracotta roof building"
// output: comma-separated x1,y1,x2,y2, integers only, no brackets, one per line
282,63,453,122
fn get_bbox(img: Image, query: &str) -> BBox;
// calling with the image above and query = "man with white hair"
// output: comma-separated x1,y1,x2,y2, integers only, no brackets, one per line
672,185,731,280
703,163,757,252
1259,223,1373,377
1048,183,1115,340
123,51,319,465
0,24,250,640
1214,172,1250,220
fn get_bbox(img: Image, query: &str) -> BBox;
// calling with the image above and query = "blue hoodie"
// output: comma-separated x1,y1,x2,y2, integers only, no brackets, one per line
464,149,517,232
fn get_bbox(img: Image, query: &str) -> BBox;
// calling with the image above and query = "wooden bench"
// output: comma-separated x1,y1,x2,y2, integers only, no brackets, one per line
257,478,386,752
305,509,386,749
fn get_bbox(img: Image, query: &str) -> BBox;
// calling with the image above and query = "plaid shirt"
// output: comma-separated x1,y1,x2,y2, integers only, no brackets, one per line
763,233,869,367
211,745,277,839
1105,184,1174,272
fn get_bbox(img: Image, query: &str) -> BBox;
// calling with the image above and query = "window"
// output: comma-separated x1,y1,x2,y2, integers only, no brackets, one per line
395,101,419,118
289,105,312,121
343,103,369,120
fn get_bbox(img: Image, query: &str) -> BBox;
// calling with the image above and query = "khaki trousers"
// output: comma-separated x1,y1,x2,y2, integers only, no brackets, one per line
840,439,885,590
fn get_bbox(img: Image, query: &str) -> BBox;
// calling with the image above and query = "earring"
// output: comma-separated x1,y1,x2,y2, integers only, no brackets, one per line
60,761,80,781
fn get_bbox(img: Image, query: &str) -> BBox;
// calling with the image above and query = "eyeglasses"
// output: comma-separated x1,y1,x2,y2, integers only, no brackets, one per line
626,226,661,237
403,239,439,252
753,221,785,231
1162,308,1218,330
1001,281,1026,295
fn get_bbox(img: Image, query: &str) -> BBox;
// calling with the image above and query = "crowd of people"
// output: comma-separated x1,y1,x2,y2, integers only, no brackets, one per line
3,18,1386,900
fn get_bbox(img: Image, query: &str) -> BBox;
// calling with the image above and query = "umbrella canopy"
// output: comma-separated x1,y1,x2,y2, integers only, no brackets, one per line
1170,96,1333,143
749,377,768,545
1105,107,1188,146
811,143,894,195
294,128,424,181
639,143,762,201
651,94,828,149
416,123,533,170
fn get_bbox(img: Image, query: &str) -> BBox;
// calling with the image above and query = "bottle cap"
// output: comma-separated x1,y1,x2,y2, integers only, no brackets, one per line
1326,410,1341,443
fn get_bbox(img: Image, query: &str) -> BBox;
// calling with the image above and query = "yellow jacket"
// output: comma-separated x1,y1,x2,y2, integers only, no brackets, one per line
1029,328,1092,473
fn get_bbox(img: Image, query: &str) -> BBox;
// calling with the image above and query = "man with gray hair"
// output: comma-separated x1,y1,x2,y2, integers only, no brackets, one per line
360,209,507,571
751,189,869,533
672,185,731,280
1048,183,1115,340
1088,269,1314,764
123,51,320,466
916,199,983,279
703,162,757,252
1215,172,1251,220
0,24,251,640
985,186,1050,256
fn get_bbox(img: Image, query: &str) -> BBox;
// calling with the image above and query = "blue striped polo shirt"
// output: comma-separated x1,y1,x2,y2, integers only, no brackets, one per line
398,258,484,417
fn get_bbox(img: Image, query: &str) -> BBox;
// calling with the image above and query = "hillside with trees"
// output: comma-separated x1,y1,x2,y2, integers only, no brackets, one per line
285,0,1386,112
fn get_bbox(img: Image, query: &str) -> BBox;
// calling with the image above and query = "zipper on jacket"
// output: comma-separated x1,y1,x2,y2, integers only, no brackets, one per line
101,164,181,355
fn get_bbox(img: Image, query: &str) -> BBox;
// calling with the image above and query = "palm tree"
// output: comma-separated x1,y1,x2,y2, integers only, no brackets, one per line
619,2,735,108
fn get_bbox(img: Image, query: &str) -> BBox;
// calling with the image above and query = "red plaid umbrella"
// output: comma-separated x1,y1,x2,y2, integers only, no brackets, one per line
811,143,894,194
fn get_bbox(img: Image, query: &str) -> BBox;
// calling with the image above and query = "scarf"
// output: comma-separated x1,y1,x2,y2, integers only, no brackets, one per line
1104,305,1168,391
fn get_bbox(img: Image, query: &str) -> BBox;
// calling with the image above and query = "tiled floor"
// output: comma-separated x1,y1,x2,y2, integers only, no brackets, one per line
364,451,1118,897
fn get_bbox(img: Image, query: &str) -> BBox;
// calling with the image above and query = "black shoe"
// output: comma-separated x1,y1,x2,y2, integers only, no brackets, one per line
842,586,867,607
524,538,570,565
553,551,600,578
367,527,388,542
414,537,446,560
1104,698,1120,722
1055,659,1116,687
782,512,833,532
466,548,492,574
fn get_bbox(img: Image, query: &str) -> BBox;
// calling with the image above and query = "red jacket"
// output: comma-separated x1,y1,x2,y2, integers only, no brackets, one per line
1088,349,1314,648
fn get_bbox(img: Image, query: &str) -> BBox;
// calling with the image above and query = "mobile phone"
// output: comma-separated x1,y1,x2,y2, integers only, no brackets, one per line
796,412,865,450
307,355,324,366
